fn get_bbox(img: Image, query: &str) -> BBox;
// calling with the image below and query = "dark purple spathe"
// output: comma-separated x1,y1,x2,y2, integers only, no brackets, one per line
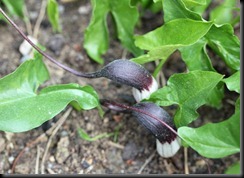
98,59,153,91
132,102,177,144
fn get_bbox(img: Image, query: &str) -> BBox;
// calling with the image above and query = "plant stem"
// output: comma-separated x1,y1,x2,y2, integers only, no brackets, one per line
101,99,179,136
0,8,100,79
153,58,166,78
23,4,33,36
33,0,47,38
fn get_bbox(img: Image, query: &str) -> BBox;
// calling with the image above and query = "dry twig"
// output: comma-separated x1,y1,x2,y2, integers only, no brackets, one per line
85,165,94,174
33,0,47,38
41,107,72,174
154,60,166,87
107,141,124,150
184,147,189,174
163,159,173,174
203,158,211,174
35,145,41,174
23,4,33,36
137,150,156,174
47,168,57,174
121,49,128,59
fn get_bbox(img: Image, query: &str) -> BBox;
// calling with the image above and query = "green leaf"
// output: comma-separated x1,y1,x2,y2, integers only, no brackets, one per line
178,98,240,158
206,24,240,70
180,38,215,71
110,1,143,56
225,162,240,174
47,0,61,32
179,39,224,108
189,0,211,15
0,54,49,103
149,71,224,127
70,84,100,111
84,0,110,64
0,56,99,132
205,83,224,108
78,127,114,141
137,0,162,13
2,0,24,18
0,84,99,133
132,19,213,64
181,0,206,8
210,0,238,25
222,71,240,93
84,0,142,64
0,14,5,21
131,44,178,64
135,19,212,50
163,0,202,22
150,3,162,13
39,84,99,110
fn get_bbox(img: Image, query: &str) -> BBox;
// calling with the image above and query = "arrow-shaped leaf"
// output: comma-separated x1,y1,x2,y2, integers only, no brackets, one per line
0,55,99,132
149,71,224,127
132,19,213,64
178,98,240,158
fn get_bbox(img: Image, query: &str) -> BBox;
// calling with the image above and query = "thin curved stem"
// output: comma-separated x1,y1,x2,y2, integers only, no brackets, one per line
0,8,99,78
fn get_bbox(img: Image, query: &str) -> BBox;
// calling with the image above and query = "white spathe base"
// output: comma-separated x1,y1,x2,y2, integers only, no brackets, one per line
156,137,181,158
132,77,158,102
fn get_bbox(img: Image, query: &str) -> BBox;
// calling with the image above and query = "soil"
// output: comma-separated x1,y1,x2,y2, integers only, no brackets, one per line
0,0,240,175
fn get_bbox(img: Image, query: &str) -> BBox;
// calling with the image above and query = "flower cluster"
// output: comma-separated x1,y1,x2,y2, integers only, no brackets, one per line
99,60,181,158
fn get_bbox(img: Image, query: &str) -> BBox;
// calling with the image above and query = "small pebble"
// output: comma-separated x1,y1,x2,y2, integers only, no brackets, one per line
122,140,139,161
78,5,91,14
47,34,65,56
49,156,56,162
19,36,37,56
8,156,15,164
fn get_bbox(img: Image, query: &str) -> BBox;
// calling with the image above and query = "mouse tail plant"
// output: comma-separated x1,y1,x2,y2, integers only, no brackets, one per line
101,99,181,158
